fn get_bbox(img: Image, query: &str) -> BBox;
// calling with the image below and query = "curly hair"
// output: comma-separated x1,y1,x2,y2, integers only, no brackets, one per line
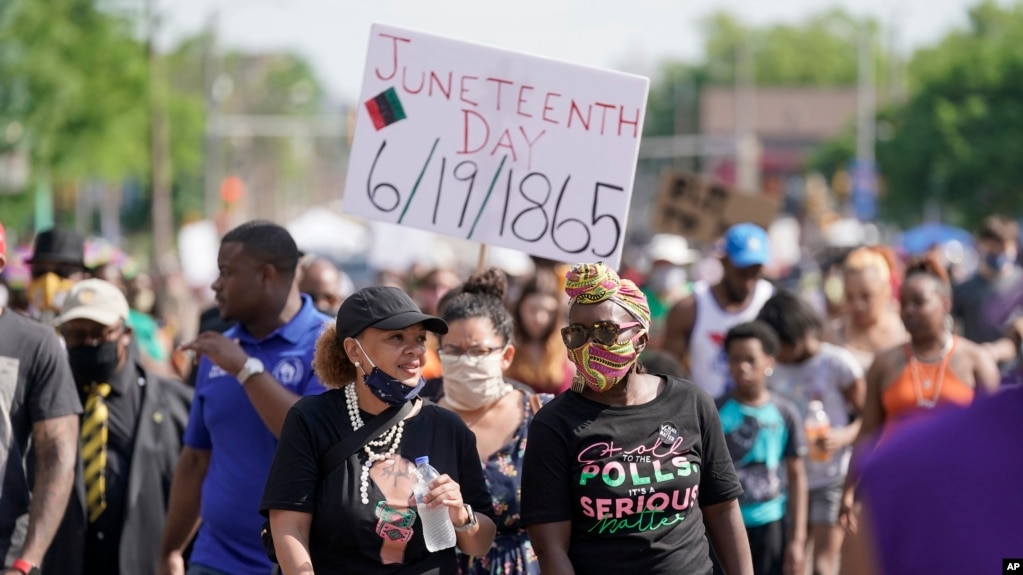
724,320,781,357
312,322,358,389
441,268,514,345
903,252,951,298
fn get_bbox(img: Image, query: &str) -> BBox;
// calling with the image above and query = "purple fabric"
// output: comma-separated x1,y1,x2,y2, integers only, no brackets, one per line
858,385,1023,574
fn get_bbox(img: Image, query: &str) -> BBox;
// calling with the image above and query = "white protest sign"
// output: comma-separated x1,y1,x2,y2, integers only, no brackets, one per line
342,24,650,268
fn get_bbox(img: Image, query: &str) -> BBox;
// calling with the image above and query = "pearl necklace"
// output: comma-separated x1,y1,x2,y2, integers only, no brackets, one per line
909,335,955,409
344,383,406,504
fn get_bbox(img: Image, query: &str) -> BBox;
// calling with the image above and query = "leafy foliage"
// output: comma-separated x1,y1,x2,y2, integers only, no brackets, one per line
876,0,1023,228
0,0,149,182
644,9,884,137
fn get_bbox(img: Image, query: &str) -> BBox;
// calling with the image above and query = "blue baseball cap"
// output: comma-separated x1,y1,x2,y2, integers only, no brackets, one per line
723,223,770,268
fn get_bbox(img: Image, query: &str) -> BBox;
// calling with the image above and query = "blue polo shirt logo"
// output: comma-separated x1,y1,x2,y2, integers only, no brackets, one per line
181,295,331,575
272,357,305,385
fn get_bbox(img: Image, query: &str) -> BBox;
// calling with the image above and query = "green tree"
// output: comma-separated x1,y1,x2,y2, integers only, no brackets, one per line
703,9,881,86
0,0,148,183
875,0,1023,228
644,9,886,137
0,0,149,233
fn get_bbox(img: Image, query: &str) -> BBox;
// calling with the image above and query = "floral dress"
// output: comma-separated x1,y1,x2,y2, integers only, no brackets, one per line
458,391,551,575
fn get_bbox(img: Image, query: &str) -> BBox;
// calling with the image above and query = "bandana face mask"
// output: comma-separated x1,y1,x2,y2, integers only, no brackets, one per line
355,339,425,405
566,331,644,393
28,272,75,315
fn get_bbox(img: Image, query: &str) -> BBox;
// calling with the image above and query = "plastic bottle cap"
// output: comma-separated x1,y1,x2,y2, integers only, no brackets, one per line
415,456,430,466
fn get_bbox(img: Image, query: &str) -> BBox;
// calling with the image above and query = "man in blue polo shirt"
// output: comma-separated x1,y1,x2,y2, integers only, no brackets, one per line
158,221,330,575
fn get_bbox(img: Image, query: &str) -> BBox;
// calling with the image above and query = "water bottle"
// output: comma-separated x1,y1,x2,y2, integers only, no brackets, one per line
804,400,831,463
414,456,457,552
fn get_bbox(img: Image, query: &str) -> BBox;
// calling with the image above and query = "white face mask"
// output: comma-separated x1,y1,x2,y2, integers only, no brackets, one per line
439,351,512,411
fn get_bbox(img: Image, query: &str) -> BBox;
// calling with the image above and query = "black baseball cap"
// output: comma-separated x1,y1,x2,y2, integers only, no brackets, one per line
336,285,448,341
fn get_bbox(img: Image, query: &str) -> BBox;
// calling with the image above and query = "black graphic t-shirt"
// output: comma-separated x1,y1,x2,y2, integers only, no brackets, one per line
520,376,742,575
260,390,494,574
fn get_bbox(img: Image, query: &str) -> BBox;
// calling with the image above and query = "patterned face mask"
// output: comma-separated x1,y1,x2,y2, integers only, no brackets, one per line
567,331,644,393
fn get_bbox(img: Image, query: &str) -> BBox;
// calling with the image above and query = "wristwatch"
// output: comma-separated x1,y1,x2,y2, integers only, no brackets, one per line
236,357,265,385
10,559,40,575
453,504,477,532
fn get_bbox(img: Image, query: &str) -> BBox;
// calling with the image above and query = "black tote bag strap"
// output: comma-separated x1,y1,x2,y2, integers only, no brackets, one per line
317,397,417,476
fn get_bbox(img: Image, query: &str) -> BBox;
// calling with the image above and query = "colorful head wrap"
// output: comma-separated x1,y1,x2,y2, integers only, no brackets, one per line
564,263,651,329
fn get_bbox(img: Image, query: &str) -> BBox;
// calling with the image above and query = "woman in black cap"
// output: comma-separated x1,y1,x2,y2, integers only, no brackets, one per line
260,286,496,575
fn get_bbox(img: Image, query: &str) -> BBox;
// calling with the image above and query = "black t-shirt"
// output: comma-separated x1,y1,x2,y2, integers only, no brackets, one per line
260,389,494,575
0,309,82,562
520,376,742,575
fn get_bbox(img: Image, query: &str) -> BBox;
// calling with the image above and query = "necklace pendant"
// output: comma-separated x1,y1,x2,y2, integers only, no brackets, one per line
922,379,932,390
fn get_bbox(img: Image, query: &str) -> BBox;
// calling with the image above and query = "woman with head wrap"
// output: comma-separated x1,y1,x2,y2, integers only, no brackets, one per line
520,263,753,575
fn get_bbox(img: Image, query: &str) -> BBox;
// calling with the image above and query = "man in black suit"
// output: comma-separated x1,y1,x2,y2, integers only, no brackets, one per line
46,279,192,575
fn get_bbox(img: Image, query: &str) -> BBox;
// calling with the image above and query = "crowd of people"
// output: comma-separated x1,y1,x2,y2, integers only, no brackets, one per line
1,213,1021,575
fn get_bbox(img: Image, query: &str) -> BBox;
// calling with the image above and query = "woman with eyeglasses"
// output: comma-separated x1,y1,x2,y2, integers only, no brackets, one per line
521,263,753,575
434,269,551,575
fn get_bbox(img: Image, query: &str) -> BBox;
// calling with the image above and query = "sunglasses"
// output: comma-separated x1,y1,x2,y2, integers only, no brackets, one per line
561,321,641,349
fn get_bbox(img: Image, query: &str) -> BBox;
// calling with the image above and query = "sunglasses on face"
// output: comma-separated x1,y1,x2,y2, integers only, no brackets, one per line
561,321,641,349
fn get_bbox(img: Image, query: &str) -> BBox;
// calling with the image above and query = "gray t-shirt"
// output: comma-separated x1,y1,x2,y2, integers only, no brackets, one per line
0,309,82,563
767,342,863,490
952,268,1023,344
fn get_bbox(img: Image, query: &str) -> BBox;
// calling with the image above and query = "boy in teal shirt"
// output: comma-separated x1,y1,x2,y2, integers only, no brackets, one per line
716,321,808,575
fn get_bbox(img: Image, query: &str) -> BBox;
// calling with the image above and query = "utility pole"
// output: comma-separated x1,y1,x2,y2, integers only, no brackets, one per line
146,0,174,273
202,12,220,220
847,24,879,221
734,39,760,193
855,28,876,171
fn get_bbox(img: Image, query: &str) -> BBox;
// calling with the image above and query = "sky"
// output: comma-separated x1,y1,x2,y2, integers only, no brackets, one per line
160,0,993,103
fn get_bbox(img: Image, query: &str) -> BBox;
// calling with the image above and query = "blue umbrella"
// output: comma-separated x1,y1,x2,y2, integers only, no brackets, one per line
897,222,973,255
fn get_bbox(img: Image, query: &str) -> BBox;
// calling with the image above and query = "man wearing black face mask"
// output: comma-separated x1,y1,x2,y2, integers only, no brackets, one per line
47,279,192,575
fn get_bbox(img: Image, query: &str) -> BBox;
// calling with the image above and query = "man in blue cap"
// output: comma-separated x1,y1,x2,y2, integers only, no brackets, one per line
665,223,775,398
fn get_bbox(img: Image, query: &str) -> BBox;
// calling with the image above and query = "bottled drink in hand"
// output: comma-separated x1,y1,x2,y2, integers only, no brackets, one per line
414,456,457,552
805,400,831,463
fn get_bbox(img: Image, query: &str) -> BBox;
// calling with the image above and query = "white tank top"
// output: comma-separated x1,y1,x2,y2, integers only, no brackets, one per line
687,279,775,398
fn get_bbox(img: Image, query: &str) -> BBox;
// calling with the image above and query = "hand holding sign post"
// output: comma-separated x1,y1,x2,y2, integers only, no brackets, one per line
342,24,650,268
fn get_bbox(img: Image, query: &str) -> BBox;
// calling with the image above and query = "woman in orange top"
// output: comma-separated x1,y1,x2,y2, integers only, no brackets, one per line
839,254,999,533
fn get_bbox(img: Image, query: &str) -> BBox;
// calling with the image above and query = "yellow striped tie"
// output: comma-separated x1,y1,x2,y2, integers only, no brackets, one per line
81,382,111,523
